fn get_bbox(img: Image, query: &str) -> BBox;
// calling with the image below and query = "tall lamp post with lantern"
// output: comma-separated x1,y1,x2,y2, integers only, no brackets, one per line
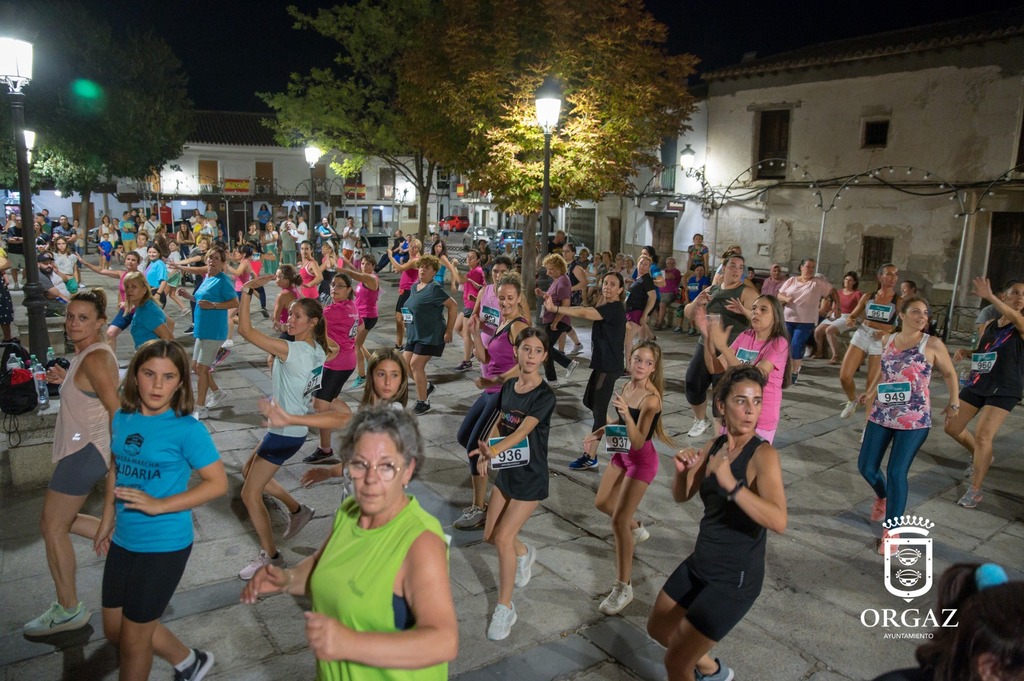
304,145,323,225
527,77,561,315
0,37,47,357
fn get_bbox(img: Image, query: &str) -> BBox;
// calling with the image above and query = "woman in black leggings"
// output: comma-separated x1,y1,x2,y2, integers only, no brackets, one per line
535,253,579,385
543,272,626,470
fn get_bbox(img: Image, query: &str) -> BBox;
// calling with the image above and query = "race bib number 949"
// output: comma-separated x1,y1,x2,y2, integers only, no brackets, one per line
877,381,910,404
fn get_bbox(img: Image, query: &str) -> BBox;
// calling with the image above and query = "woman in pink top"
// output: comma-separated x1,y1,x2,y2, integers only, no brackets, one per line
776,258,834,383
387,238,422,349
699,294,790,443
303,273,361,464
452,249,487,372
297,240,323,299
454,272,530,530
345,254,381,389
271,265,302,336
812,271,863,364
26,289,120,637
76,251,142,352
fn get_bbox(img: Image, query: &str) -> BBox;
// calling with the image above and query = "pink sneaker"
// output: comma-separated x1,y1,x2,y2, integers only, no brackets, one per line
870,497,886,523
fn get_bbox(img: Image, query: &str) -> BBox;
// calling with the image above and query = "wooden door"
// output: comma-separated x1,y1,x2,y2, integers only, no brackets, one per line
988,212,1024,289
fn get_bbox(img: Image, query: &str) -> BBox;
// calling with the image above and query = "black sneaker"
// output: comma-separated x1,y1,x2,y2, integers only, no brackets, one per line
413,400,431,415
174,648,214,681
303,448,334,464
185,325,194,335
260,308,270,318
427,382,436,397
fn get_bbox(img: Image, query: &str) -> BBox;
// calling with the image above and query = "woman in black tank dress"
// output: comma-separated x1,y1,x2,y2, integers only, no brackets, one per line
647,366,787,681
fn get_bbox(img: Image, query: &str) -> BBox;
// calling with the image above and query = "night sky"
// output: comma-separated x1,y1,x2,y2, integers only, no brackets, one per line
84,0,1019,112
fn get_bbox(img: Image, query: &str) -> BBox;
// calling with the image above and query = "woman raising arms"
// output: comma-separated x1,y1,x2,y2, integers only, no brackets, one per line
344,254,381,390
647,366,787,681
388,237,422,349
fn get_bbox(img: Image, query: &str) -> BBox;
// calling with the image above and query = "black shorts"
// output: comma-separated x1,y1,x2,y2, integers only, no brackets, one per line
362,316,378,331
395,289,411,313
102,542,192,623
662,557,761,642
315,367,354,402
49,443,108,496
256,432,306,466
404,342,444,357
959,386,1019,413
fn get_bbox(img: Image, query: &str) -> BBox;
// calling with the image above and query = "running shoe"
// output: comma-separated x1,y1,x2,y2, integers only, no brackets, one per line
174,648,215,681
192,406,210,420
24,601,91,637
221,339,234,349
413,400,431,415
840,400,858,419
454,360,473,372
350,376,366,390
260,308,270,319
565,360,579,379
514,543,536,588
964,462,974,479
632,522,650,544
687,418,711,438
695,658,735,681
453,505,487,530
878,529,897,556
548,379,560,388
598,580,634,615
238,550,285,581
568,454,598,470
869,497,887,523
486,603,517,641
427,382,436,397
211,346,231,369
185,325,194,335
205,389,227,408
957,488,983,509
283,504,314,540
303,448,334,464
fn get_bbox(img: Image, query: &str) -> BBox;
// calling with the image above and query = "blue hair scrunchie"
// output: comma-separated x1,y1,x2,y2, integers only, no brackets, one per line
975,563,1009,591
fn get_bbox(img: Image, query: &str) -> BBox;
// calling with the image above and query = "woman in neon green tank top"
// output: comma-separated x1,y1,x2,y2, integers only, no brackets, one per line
240,406,457,679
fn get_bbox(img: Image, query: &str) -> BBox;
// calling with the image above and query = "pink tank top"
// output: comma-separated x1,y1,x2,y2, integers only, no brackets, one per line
324,299,359,371
234,260,254,292
355,275,380,319
870,334,932,430
299,262,318,298
279,287,299,324
54,342,115,463
399,267,419,292
483,318,527,393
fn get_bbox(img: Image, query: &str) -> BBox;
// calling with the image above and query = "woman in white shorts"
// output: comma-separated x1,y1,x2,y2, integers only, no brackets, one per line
838,264,900,419
812,271,863,364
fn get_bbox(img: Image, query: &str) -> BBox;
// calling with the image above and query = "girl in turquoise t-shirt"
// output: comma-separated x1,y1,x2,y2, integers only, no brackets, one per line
97,340,227,681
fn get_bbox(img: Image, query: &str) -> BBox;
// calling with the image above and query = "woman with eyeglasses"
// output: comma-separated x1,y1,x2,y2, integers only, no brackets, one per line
241,406,458,680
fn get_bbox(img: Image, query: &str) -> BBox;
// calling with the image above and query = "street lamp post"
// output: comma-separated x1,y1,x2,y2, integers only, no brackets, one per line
0,37,48,358
304,146,323,225
535,78,561,241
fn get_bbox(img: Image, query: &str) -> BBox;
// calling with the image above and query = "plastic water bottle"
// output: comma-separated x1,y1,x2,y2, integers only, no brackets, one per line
31,355,48,406
959,366,969,390
46,346,56,364
5,353,21,373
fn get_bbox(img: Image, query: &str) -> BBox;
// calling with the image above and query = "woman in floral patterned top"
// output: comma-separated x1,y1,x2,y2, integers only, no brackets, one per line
855,297,959,554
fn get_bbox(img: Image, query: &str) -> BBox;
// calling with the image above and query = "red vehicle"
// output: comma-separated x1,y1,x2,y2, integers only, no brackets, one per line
439,215,470,233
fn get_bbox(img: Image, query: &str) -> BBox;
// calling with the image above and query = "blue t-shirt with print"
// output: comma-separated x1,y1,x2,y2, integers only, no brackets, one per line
129,299,167,347
111,409,220,552
194,272,236,340
145,259,168,289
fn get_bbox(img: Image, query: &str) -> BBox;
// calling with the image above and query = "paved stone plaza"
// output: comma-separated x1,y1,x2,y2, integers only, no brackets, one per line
1,263,1022,680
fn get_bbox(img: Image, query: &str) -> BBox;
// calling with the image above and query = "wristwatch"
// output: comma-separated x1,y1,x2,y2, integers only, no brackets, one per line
727,479,746,501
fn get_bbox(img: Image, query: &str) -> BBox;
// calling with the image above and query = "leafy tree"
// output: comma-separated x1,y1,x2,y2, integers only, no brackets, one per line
0,2,193,237
405,0,698,296
261,0,464,241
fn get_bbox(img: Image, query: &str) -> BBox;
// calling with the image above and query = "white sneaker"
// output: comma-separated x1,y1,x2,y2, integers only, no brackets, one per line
24,601,91,637
192,406,210,420
514,543,536,588
283,504,314,540
238,550,285,580
840,400,857,419
687,418,711,438
632,523,650,544
205,389,227,408
221,339,234,349
487,602,517,640
599,580,634,615
565,360,579,380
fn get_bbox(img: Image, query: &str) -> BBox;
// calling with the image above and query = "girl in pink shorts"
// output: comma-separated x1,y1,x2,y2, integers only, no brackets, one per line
583,340,675,617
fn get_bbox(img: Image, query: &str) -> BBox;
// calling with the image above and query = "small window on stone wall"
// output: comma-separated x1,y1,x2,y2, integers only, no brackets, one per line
862,120,890,149
860,235,894,278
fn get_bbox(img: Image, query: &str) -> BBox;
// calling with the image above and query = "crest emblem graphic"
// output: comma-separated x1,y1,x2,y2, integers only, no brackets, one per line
883,516,934,602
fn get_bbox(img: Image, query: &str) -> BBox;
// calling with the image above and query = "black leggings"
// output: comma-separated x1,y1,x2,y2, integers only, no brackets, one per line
685,345,714,407
457,390,502,476
544,322,572,381
583,370,618,432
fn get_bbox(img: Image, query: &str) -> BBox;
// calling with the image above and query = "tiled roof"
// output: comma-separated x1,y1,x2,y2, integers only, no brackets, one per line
188,111,281,147
704,6,1024,81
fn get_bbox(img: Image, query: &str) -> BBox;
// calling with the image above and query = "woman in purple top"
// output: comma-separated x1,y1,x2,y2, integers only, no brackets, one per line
856,297,958,550
454,273,530,531
655,257,682,330
536,253,578,385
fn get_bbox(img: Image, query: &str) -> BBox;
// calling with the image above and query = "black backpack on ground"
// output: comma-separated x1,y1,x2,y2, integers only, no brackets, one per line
1,340,39,446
